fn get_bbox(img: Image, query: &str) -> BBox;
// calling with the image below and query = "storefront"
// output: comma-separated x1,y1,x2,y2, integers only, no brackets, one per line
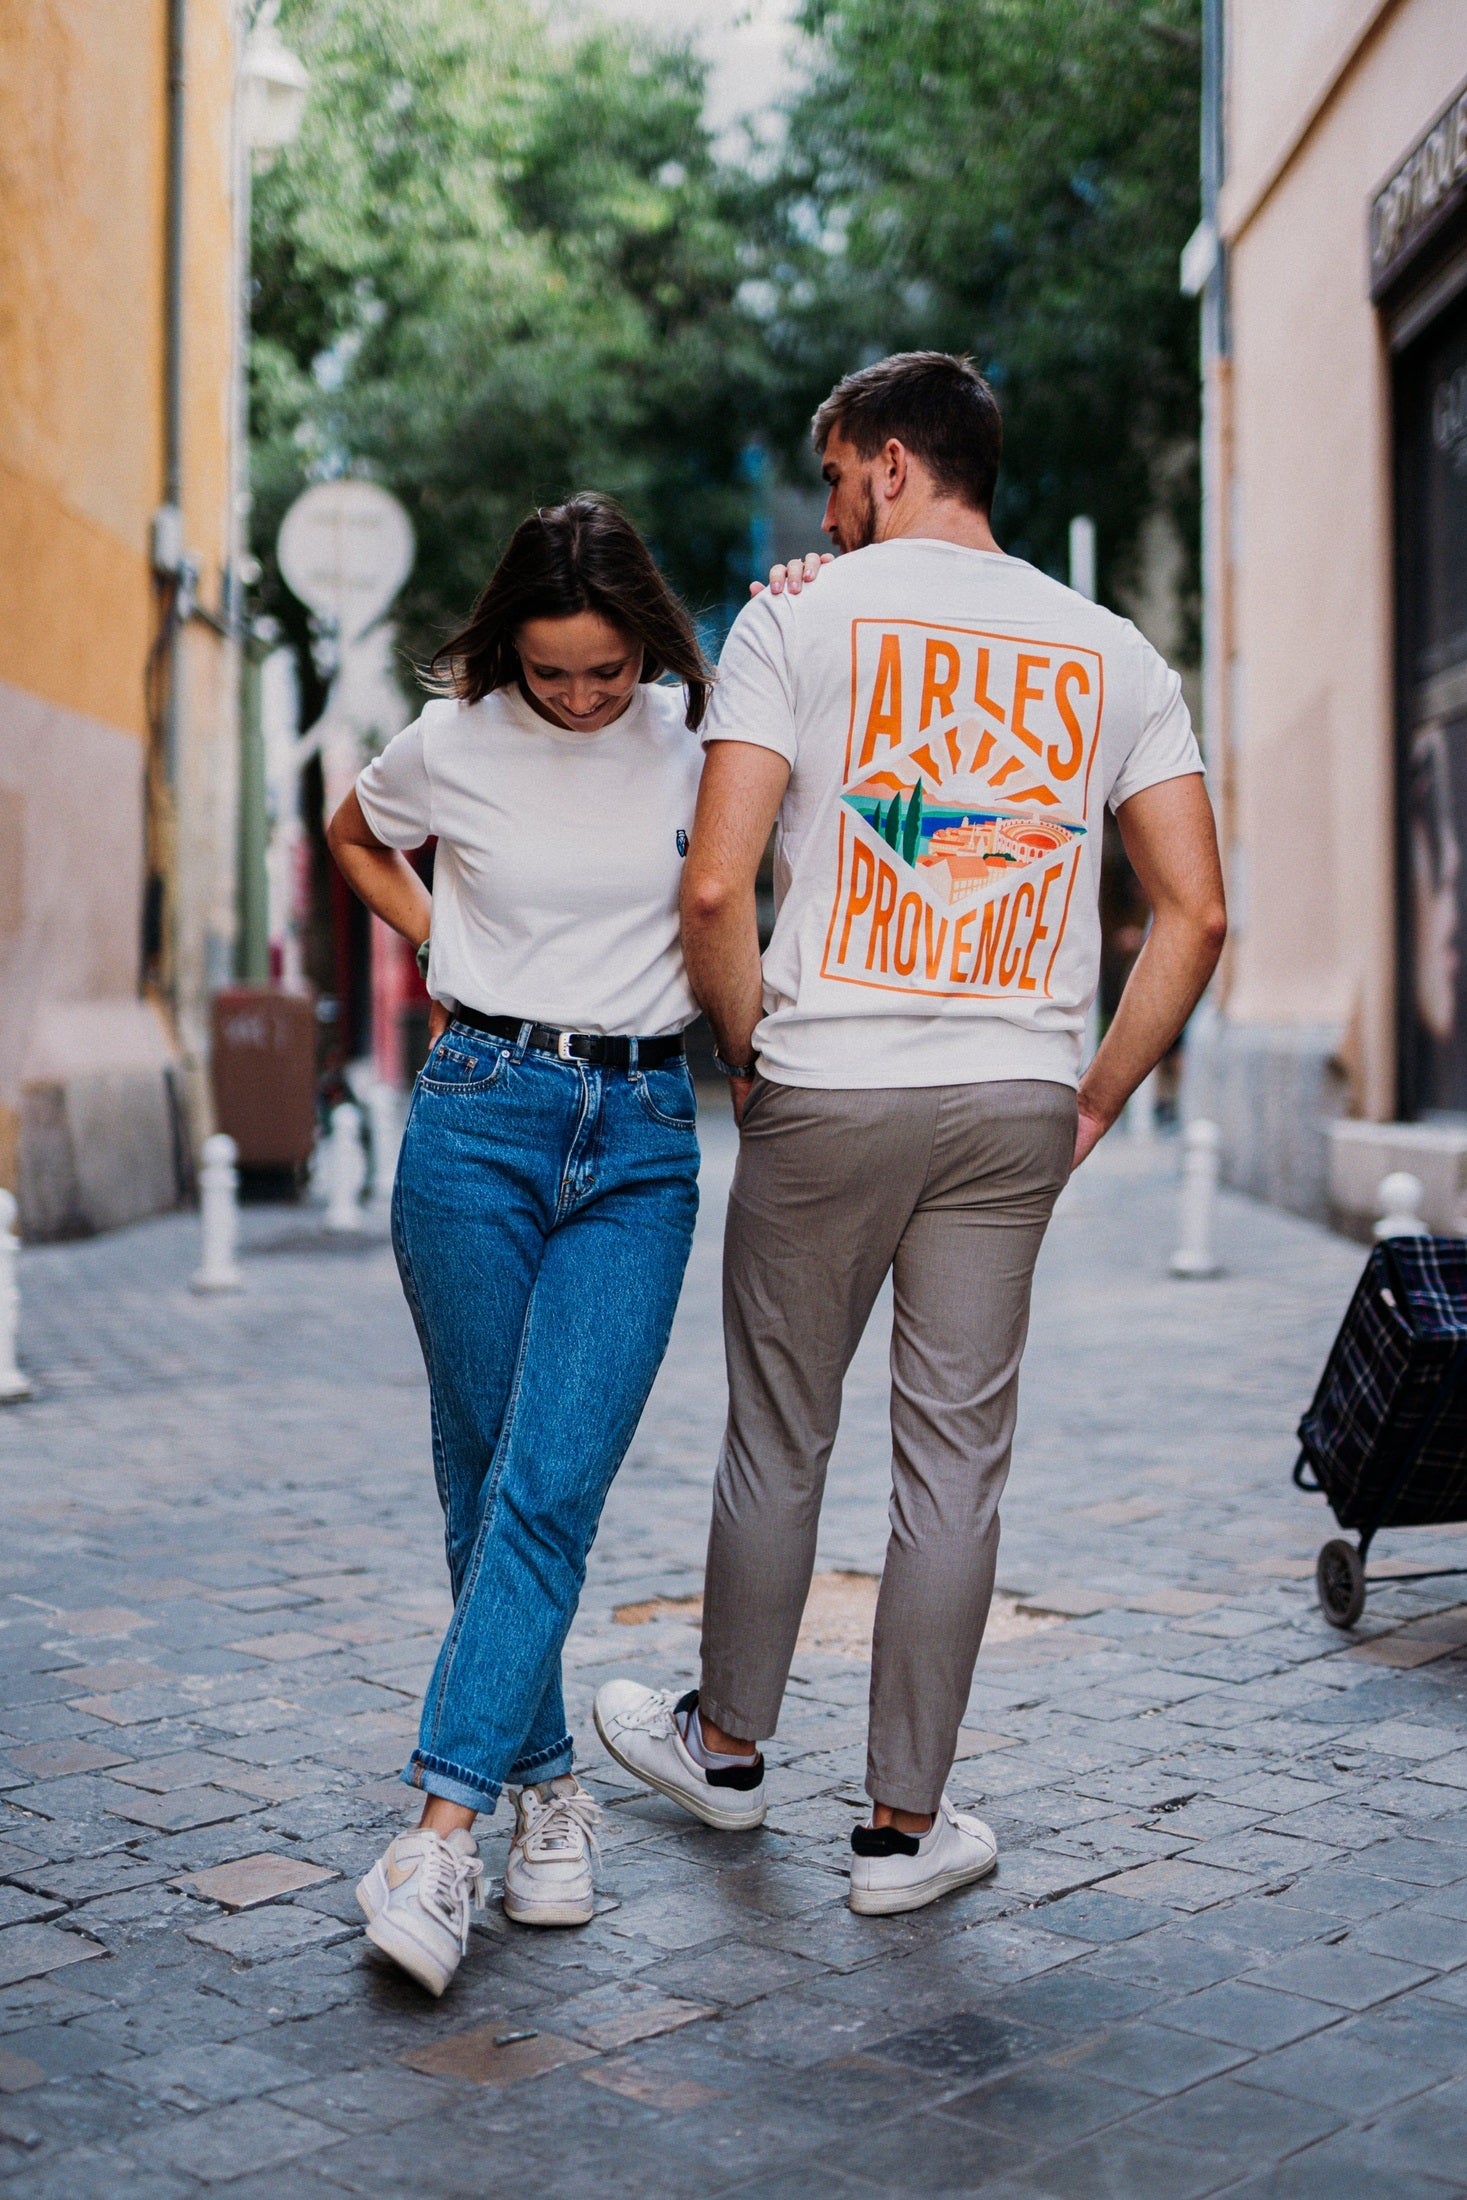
1190,5,1467,1228
1386,79,1467,1118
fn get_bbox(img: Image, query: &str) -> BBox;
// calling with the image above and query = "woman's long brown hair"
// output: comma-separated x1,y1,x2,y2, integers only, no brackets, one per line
427,494,712,730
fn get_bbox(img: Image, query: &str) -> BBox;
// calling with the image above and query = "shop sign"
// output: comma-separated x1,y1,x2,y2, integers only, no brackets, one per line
1372,77,1467,300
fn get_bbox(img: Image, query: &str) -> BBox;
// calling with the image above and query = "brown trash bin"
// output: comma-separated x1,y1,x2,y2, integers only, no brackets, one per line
211,987,318,1171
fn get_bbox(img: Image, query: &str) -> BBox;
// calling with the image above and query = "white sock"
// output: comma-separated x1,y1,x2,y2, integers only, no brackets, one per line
678,1702,757,1770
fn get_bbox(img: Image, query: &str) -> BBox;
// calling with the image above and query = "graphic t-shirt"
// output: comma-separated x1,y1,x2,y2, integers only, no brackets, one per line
356,682,702,1035
702,540,1204,1089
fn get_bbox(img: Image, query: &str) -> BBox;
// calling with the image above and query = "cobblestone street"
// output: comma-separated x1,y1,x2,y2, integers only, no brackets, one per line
0,1101,1465,2197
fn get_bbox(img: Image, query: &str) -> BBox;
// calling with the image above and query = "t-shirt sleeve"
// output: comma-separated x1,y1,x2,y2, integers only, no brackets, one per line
1108,637,1205,811
702,596,798,763
355,717,433,848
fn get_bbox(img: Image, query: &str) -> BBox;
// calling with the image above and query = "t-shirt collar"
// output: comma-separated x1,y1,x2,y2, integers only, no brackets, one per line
497,679,648,746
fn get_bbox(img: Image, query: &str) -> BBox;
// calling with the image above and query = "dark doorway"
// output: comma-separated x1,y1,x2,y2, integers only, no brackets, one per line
1396,286,1467,1117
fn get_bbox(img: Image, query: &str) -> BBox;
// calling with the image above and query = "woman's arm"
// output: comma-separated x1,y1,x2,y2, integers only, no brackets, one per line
326,789,433,948
326,790,449,1043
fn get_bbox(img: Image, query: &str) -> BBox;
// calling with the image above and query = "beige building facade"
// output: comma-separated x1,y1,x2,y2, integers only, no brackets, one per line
0,1,245,1235
1189,0,1467,1223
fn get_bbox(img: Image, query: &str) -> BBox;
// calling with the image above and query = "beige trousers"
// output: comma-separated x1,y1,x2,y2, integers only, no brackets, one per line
699,1075,1076,1814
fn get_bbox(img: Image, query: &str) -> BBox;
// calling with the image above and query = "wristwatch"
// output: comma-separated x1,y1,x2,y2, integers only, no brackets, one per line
416,937,431,981
712,1048,758,1080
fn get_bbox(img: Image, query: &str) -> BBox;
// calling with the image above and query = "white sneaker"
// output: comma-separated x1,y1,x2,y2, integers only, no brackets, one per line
593,1682,765,1831
502,1775,601,1928
847,1794,998,1916
356,1825,485,1995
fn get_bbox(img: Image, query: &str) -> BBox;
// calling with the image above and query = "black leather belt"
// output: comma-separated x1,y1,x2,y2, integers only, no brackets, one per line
450,1006,685,1070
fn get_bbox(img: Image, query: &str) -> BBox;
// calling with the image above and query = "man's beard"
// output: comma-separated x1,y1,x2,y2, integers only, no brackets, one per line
831,481,878,555
847,480,878,552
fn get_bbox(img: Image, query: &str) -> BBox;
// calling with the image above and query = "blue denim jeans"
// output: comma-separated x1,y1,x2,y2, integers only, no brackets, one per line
391,1020,699,1813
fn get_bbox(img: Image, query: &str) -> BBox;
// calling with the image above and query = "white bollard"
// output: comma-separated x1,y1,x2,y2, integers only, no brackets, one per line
364,1079,402,1203
1170,1118,1222,1278
1126,1067,1159,1142
1375,1172,1428,1240
191,1133,243,1293
325,1102,366,1232
0,1191,32,1402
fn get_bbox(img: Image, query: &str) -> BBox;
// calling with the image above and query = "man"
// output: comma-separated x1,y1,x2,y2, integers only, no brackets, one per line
597,351,1225,1914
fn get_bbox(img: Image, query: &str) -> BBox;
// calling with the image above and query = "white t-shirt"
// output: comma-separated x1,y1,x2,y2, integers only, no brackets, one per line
703,539,1204,1088
356,682,702,1035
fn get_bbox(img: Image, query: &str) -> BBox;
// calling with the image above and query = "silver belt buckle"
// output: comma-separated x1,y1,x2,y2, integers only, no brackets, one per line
556,1029,578,1061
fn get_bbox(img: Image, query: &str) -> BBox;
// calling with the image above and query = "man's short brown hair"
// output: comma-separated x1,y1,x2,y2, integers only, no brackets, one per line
812,351,1003,515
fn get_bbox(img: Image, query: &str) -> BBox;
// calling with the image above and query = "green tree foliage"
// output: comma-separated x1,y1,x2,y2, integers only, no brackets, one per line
901,777,923,865
763,0,1202,628
251,0,773,681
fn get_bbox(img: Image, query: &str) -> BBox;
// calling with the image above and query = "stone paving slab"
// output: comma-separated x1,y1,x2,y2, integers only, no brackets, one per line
0,1105,1463,2193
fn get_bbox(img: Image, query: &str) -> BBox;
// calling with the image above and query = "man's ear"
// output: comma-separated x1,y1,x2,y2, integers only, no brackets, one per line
881,438,909,502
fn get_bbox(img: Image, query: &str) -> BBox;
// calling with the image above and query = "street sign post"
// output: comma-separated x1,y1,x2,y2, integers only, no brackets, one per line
277,478,415,645
271,481,417,1081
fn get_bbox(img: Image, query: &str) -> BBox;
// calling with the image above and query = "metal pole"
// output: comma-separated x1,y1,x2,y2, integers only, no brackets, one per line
1070,517,1100,1064
1126,1068,1159,1143
1068,517,1096,603
144,0,189,1005
164,0,186,792
165,0,186,515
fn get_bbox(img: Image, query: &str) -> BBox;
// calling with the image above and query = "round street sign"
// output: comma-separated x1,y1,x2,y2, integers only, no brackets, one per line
277,479,415,641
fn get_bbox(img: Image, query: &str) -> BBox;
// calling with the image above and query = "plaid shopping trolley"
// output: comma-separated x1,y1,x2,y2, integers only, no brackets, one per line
1295,1235,1467,1626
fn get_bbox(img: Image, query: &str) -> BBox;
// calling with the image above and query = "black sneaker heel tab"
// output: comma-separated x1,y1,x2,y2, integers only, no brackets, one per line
851,1824,921,1858
673,1689,699,1718
705,1757,764,1792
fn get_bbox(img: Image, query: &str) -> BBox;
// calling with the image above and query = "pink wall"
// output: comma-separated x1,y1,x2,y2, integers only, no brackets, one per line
1218,0,1466,1118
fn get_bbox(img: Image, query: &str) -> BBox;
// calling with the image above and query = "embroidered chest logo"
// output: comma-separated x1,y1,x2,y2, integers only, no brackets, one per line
820,618,1103,1000
676,829,689,857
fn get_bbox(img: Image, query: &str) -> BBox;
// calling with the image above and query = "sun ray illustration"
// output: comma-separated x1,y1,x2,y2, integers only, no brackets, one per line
826,620,1103,1000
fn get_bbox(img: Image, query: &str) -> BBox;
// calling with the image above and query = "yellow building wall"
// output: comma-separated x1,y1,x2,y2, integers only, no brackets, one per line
1220,0,1467,1121
0,0,241,1218
0,2,167,735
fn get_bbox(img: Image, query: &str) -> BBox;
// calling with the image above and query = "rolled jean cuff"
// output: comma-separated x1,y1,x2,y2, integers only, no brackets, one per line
508,1734,575,1789
403,1749,504,1815
401,1731,577,1814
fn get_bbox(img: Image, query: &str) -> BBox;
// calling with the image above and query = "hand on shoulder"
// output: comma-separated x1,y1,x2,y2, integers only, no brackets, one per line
749,551,833,600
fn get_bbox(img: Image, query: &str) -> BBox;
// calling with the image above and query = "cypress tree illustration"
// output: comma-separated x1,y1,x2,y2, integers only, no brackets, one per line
883,793,902,850
901,779,924,865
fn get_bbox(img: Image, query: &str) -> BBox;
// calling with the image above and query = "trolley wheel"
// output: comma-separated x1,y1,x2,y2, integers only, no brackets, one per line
1316,1539,1366,1629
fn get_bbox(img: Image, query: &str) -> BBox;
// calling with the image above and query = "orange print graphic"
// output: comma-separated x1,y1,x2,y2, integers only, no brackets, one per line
819,619,1103,999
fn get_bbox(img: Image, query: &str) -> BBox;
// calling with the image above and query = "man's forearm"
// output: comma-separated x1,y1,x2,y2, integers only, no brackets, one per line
1079,910,1221,1129
682,882,764,1068
1071,773,1226,1165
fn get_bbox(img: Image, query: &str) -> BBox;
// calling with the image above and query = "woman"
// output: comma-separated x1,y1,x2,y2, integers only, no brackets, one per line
328,495,715,1997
